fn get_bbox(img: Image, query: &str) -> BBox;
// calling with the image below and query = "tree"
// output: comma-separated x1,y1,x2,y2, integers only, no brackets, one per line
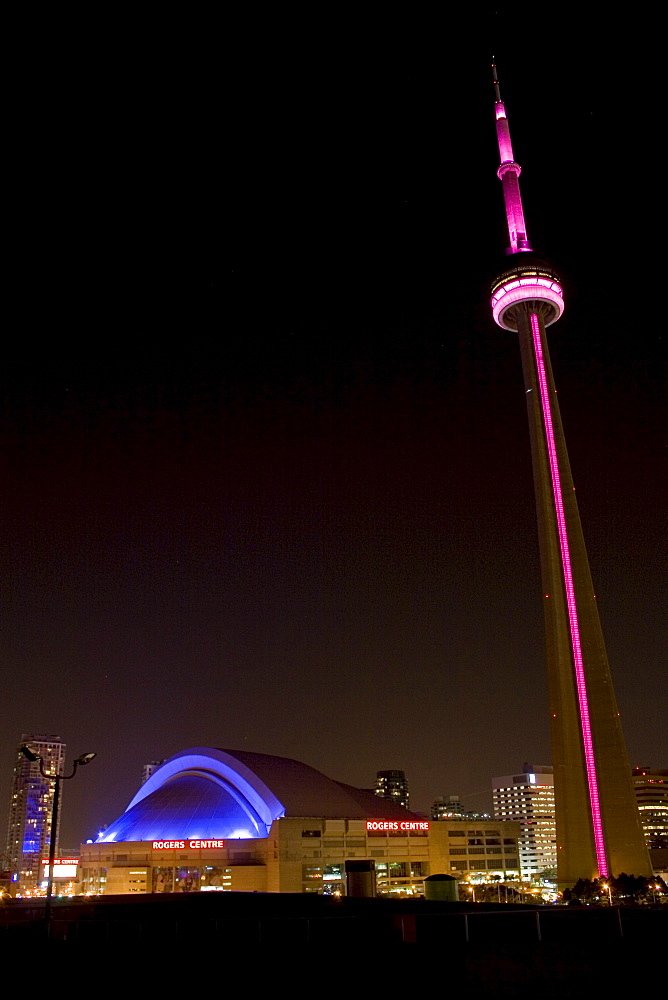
563,874,668,906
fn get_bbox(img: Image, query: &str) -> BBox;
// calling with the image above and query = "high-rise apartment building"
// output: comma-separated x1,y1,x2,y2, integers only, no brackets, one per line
5,734,66,894
632,767,668,872
141,760,165,786
488,64,650,887
375,770,409,810
492,764,556,880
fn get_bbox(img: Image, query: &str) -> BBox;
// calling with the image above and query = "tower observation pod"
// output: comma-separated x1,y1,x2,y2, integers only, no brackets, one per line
489,63,651,890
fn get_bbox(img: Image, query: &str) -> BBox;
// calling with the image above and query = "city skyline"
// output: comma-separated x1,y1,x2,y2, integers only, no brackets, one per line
2,29,664,848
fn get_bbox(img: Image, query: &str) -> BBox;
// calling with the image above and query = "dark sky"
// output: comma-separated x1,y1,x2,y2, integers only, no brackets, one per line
3,15,665,847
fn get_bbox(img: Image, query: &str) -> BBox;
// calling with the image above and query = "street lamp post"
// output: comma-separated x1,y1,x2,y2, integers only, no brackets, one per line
600,881,613,906
20,746,96,930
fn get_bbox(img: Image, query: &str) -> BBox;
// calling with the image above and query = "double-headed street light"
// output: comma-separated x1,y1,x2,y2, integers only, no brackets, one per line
20,745,96,923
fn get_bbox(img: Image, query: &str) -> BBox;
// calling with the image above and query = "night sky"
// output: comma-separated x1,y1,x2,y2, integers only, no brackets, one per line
3,14,665,848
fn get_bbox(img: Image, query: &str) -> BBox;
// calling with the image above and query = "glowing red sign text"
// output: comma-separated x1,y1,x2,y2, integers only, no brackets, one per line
152,840,225,850
41,859,79,877
366,821,429,832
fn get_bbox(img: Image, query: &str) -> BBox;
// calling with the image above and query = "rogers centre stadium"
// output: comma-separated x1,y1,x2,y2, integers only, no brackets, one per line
79,748,520,895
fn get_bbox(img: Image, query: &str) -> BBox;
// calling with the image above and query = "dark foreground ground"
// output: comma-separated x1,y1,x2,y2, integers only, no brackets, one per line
2,893,665,994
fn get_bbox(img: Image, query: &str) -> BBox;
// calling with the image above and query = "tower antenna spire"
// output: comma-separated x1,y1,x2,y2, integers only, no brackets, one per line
491,58,501,103
492,61,530,254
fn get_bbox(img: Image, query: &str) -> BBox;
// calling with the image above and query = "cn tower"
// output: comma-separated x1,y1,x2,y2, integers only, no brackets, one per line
489,63,651,888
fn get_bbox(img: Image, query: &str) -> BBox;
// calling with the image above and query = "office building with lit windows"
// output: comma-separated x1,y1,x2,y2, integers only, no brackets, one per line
431,795,492,823
5,734,66,894
79,748,520,896
375,770,410,810
439,819,521,880
431,795,462,819
492,764,556,880
632,767,668,873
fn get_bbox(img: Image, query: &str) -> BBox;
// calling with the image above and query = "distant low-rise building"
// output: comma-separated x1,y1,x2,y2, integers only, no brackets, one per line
141,761,165,786
431,795,463,820
431,795,492,824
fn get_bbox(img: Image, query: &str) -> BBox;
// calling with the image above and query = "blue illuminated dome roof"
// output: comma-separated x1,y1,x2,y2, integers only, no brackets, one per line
97,747,416,844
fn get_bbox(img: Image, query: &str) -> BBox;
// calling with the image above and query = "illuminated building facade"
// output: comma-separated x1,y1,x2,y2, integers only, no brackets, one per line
439,820,520,880
492,764,556,879
5,734,66,894
489,64,650,887
632,768,668,872
375,770,410,810
79,748,520,895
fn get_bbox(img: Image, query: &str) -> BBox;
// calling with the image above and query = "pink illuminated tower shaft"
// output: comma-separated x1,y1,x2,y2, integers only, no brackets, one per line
489,64,650,888
528,312,607,874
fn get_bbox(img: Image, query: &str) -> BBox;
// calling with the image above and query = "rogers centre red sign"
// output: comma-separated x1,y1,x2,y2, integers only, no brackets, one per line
152,840,225,850
366,821,429,832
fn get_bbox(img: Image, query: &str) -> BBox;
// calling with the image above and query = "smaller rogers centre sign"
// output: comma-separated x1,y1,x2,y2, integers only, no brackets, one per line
152,840,225,850
366,821,429,832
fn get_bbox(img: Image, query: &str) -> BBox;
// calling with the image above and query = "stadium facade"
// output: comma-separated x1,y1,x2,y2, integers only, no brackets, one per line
80,748,521,895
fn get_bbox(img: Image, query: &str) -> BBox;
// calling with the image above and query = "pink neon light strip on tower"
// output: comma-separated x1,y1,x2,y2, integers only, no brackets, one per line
530,312,608,877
